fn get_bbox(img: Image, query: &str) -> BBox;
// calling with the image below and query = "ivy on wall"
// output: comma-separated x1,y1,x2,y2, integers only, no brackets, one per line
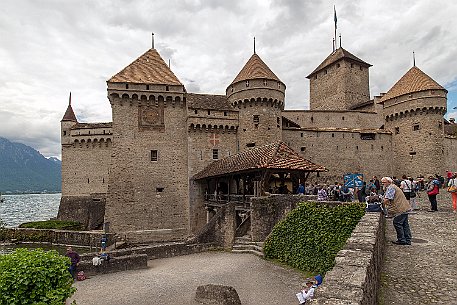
263,202,365,275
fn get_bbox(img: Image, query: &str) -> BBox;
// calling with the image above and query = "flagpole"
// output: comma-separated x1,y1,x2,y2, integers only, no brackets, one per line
334,5,337,50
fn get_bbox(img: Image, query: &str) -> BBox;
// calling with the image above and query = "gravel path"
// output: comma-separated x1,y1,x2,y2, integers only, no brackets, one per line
379,190,457,304
69,251,305,305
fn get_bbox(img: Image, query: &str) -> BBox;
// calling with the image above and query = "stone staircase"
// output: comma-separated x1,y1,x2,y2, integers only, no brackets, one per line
231,235,264,257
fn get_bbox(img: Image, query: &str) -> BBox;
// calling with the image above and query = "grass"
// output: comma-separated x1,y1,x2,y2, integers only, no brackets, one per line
18,220,84,231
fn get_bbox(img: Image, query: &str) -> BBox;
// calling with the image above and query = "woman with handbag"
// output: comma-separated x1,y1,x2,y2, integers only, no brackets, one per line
447,174,457,213
426,175,440,212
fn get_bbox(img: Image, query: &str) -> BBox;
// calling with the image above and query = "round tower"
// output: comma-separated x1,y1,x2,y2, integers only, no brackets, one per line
381,66,447,177
61,92,77,147
226,53,285,151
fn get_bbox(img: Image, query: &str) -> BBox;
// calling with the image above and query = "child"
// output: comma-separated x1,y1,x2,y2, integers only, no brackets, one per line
296,279,316,304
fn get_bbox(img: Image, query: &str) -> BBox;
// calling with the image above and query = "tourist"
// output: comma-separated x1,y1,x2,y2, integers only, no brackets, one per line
66,246,80,280
446,170,453,186
373,176,381,193
317,185,328,201
341,185,352,202
408,177,419,210
295,278,317,304
297,183,305,195
426,175,440,212
448,174,457,213
381,177,412,245
400,174,413,201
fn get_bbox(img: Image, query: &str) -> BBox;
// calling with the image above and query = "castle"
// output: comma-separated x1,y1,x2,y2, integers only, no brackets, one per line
58,38,457,243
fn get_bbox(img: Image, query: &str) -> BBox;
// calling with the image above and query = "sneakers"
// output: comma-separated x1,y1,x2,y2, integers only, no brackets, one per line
391,240,410,245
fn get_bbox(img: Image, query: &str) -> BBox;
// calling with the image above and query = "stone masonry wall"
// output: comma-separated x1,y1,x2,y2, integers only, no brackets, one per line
310,60,370,111
282,129,393,182
105,95,189,243
57,195,105,230
313,212,385,305
444,136,457,171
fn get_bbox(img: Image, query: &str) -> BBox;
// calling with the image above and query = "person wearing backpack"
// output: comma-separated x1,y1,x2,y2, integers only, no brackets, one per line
426,175,440,212
400,175,413,201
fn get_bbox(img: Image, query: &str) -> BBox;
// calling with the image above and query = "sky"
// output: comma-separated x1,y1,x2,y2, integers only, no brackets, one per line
1,0,457,158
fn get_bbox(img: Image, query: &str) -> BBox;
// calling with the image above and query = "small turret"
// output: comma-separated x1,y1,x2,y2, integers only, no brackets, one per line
227,52,285,151
61,92,77,146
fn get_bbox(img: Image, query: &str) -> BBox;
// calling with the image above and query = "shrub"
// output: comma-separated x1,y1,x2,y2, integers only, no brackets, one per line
263,202,365,275
19,220,83,231
0,248,76,305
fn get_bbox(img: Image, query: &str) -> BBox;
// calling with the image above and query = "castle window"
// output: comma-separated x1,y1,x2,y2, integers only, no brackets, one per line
360,66,363,71
102,178,105,183
208,110,211,115
151,150,158,161
311,117,314,123
324,69,327,75
371,144,374,150
301,133,303,138
246,80,249,87
413,124,420,131
156,187,164,192
381,146,384,150
332,133,335,138
63,131,67,136
212,149,219,160
337,63,340,68
301,147,306,151
395,127,400,134
126,84,129,89
253,115,260,123
430,90,435,95
438,121,442,129
277,117,280,124
314,75,317,80
342,116,345,121
246,143,256,148
351,63,354,68
88,131,91,135
200,151,203,160
194,109,198,114
231,86,234,92
360,133,376,140
166,85,170,91
87,178,90,183
103,130,106,134
409,152,417,156
356,146,359,150
263,79,267,86
223,111,227,116
146,85,150,90
278,82,281,88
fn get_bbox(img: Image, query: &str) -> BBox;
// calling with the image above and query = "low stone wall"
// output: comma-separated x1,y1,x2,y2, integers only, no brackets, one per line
79,254,148,276
1,228,115,248
250,195,333,241
313,212,385,305
57,195,106,230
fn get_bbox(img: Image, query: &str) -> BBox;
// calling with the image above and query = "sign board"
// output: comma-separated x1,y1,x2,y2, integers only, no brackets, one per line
344,173,364,188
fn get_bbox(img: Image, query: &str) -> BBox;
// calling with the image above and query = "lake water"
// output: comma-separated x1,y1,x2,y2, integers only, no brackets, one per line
0,193,61,227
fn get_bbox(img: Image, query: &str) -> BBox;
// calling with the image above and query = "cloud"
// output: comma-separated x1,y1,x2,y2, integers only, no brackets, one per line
1,0,457,157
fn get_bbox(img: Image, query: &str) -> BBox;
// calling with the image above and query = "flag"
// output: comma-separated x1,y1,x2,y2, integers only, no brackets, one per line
334,6,337,29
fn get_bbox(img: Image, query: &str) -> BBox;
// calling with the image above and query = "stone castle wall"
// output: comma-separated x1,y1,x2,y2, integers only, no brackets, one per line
282,128,393,182
310,60,370,110
444,136,457,171
61,140,111,196
383,90,447,177
282,110,382,129
104,94,189,243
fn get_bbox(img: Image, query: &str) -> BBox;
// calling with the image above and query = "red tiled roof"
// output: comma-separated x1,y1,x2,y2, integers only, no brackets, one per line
61,104,77,122
108,49,183,85
187,93,234,111
379,66,446,102
230,53,282,85
193,142,326,180
307,47,371,78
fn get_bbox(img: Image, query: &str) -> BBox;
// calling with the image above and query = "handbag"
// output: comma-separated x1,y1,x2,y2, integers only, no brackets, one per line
448,185,457,193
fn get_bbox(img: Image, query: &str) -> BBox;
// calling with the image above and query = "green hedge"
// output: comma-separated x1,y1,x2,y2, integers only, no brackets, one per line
19,220,83,231
0,248,76,305
263,202,365,275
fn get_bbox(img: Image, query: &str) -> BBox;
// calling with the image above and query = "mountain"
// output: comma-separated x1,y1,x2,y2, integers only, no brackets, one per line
0,137,61,193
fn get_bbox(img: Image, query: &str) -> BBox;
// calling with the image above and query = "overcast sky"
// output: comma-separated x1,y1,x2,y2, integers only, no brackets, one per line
1,0,456,158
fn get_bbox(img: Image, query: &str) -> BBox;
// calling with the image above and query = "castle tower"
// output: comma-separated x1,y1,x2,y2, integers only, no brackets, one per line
105,46,189,243
226,53,285,151
380,66,447,177
307,47,371,110
61,92,77,147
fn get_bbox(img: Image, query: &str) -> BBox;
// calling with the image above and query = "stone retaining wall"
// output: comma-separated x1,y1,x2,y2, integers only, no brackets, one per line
79,254,148,276
313,212,385,305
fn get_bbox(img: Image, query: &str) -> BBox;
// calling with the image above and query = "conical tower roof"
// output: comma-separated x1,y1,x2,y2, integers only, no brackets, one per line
307,47,371,78
108,49,182,85
61,93,77,122
230,53,282,86
380,66,447,102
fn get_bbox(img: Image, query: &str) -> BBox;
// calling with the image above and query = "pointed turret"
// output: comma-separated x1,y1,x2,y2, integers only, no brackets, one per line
308,47,371,110
61,92,77,122
379,66,447,103
226,52,285,151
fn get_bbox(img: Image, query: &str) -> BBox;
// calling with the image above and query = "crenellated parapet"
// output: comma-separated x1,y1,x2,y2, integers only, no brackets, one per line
231,97,284,110
188,122,238,133
385,106,446,122
107,91,186,108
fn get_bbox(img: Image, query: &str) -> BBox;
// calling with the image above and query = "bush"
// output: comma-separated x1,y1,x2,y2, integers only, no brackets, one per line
263,202,365,275
0,248,76,305
19,220,83,231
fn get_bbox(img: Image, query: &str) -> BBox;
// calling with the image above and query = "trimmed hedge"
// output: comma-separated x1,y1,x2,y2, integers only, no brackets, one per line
263,202,365,275
19,220,83,231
